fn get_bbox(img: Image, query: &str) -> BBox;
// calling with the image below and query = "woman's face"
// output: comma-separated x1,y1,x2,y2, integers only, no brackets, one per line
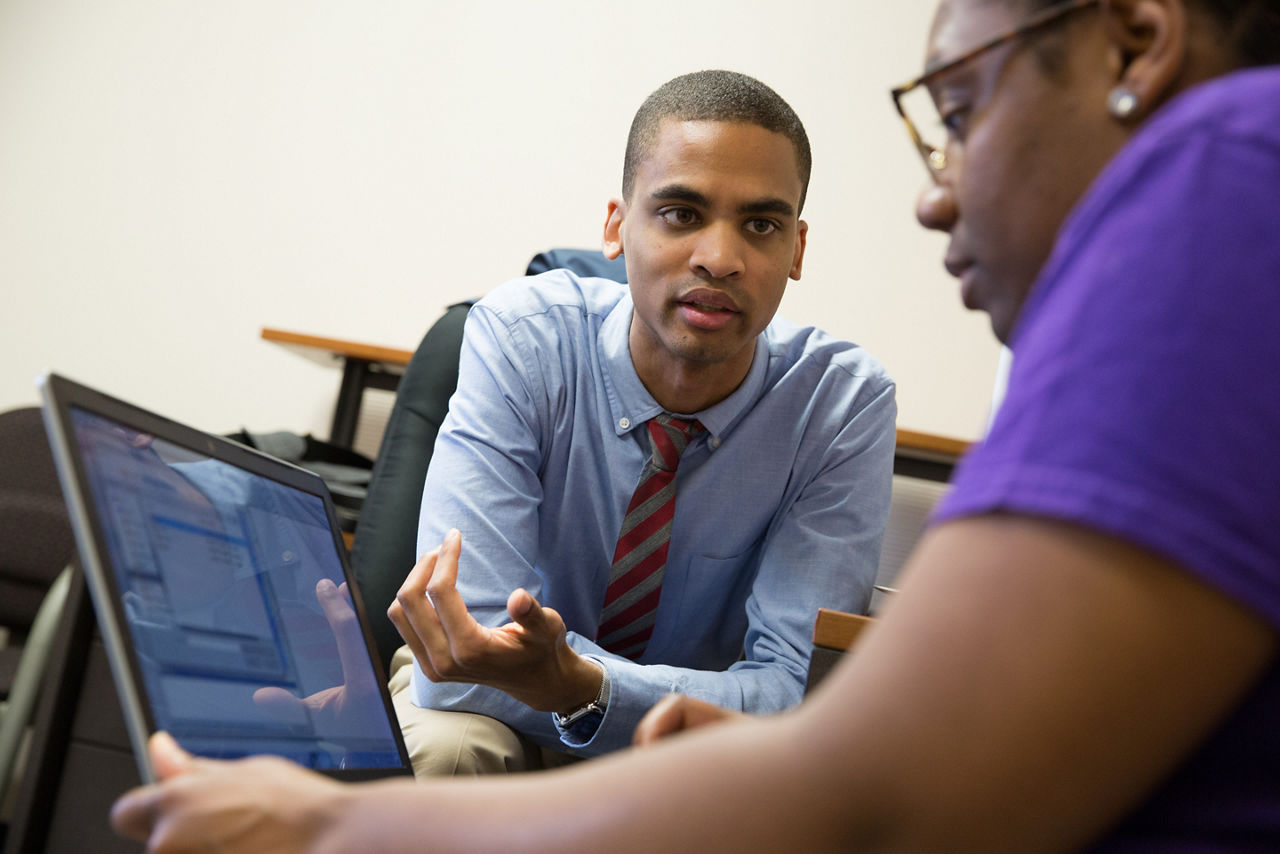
915,0,1130,343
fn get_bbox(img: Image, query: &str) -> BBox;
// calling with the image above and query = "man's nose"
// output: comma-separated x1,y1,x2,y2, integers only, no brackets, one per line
916,183,958,233
690,223,746,279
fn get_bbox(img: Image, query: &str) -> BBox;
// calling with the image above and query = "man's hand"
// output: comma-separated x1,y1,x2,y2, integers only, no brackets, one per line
111,732,345,853
633,694,744,746
253,579,383,738
386,528,601,714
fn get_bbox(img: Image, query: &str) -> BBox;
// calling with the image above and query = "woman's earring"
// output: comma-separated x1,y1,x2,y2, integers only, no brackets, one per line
1107,86,1140,119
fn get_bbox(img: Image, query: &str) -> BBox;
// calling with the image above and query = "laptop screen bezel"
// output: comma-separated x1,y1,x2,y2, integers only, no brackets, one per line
38,371,414,782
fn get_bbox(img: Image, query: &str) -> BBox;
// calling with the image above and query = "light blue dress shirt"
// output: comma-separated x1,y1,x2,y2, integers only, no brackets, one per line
411,270,895,756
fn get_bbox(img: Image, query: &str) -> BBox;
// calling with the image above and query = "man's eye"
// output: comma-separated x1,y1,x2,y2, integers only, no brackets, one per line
659,208,698,226
745,218,778,236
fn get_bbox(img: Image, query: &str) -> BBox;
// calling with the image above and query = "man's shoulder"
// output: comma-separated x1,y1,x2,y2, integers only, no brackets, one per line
476,269,628,326
763,316,892,389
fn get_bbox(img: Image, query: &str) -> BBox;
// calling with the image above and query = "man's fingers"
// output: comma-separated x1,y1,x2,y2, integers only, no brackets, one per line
398,546,441,597
392,547,451,679
392,548,443,634
507,587,538,620
507,588,563,644
387,600,442,681
423,529,476,644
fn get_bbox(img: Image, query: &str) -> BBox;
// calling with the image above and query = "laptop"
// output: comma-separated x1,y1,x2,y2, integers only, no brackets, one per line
37,372,413,782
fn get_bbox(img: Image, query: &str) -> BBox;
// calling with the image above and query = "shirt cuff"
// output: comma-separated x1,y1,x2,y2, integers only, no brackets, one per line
552,655,611,747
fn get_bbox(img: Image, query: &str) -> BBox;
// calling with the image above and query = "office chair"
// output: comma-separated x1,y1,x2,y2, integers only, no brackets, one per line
0,408,75,816
349,249,627,672
0,567,71,812
349,299,476,671
525,248,626,281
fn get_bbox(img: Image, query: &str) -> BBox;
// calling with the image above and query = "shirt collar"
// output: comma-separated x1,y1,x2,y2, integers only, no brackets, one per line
598,293,770,441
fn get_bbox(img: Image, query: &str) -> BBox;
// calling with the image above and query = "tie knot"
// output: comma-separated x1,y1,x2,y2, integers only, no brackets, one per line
646,414,703,472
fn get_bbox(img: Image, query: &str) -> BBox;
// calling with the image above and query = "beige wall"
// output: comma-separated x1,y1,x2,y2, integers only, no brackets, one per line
0,0,1001,443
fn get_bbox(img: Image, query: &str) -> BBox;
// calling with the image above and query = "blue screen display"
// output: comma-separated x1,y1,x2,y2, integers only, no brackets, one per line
70,407,403,770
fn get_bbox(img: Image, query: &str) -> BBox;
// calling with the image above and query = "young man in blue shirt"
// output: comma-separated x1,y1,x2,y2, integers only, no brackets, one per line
383,69,896,773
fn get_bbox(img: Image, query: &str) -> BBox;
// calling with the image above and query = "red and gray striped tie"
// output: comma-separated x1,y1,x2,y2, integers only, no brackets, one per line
597,414,703,660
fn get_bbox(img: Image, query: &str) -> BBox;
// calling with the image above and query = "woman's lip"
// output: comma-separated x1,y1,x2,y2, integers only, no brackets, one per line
943,256,981,309
958,266,981,310
944,256,973,279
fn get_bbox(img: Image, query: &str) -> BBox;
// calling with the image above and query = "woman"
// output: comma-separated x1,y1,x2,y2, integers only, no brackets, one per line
113,2,1280,850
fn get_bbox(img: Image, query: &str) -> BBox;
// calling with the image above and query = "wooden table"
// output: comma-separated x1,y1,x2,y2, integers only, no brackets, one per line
262,327,414,448
805,607,876,692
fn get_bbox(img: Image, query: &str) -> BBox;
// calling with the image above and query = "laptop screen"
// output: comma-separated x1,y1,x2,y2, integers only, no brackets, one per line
66,404,405,771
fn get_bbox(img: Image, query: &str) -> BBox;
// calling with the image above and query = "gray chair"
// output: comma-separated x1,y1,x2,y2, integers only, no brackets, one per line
0,566,70,809
349,300,476,671
0,408,75,821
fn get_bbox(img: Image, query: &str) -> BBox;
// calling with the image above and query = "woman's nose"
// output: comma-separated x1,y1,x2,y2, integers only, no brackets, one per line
915,182,958,233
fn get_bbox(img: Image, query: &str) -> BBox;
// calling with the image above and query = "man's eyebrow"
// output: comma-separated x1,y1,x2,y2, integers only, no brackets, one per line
648,184,711,207
739,198,795,218
648,184,796,219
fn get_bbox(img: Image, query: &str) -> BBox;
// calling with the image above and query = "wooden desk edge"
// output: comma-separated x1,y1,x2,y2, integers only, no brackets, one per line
262,327,415,367
895,427,971,459
813,608,875,651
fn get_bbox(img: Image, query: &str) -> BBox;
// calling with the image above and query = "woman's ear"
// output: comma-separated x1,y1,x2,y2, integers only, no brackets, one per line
1100,0,1187,122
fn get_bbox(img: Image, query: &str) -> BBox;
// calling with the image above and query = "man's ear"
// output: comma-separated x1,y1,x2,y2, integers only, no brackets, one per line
789,220,808,281
602,198,626,260
1101,0,1187,120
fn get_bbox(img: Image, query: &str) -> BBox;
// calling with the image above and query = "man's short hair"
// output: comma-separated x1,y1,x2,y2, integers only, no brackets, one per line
622,70,812,213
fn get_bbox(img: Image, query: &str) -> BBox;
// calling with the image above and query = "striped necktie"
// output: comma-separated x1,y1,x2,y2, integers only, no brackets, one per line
597,414,703,660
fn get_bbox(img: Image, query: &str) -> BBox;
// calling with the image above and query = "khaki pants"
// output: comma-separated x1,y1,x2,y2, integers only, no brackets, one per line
387,645,580,777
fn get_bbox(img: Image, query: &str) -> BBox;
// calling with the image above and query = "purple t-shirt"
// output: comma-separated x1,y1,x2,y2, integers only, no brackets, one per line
934,66,1280,848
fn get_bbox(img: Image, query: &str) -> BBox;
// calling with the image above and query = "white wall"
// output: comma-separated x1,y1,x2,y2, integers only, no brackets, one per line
0,0,1001,443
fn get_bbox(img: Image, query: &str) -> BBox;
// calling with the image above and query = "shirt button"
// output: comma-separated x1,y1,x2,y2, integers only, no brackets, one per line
619,417,631,430
710,437,721,449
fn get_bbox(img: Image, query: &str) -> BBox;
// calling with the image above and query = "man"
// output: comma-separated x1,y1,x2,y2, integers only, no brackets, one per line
115,1,1280,848
383,69,896,773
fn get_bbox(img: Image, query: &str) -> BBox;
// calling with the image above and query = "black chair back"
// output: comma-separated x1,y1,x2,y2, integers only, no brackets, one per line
0,407,74,692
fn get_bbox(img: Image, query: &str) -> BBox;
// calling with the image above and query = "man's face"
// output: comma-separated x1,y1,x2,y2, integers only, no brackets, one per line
916,0,1123,343
604,119,807,410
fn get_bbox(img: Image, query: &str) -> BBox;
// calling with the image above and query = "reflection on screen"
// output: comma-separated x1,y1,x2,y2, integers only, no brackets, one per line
71,407,401,769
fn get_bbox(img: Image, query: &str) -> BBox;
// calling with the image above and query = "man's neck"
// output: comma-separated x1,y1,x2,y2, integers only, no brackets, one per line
636,353,753,415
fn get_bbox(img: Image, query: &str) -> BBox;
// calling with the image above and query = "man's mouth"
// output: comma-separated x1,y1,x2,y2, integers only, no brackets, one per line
681,299,733,313
678,289,739,313
676,289,740,330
